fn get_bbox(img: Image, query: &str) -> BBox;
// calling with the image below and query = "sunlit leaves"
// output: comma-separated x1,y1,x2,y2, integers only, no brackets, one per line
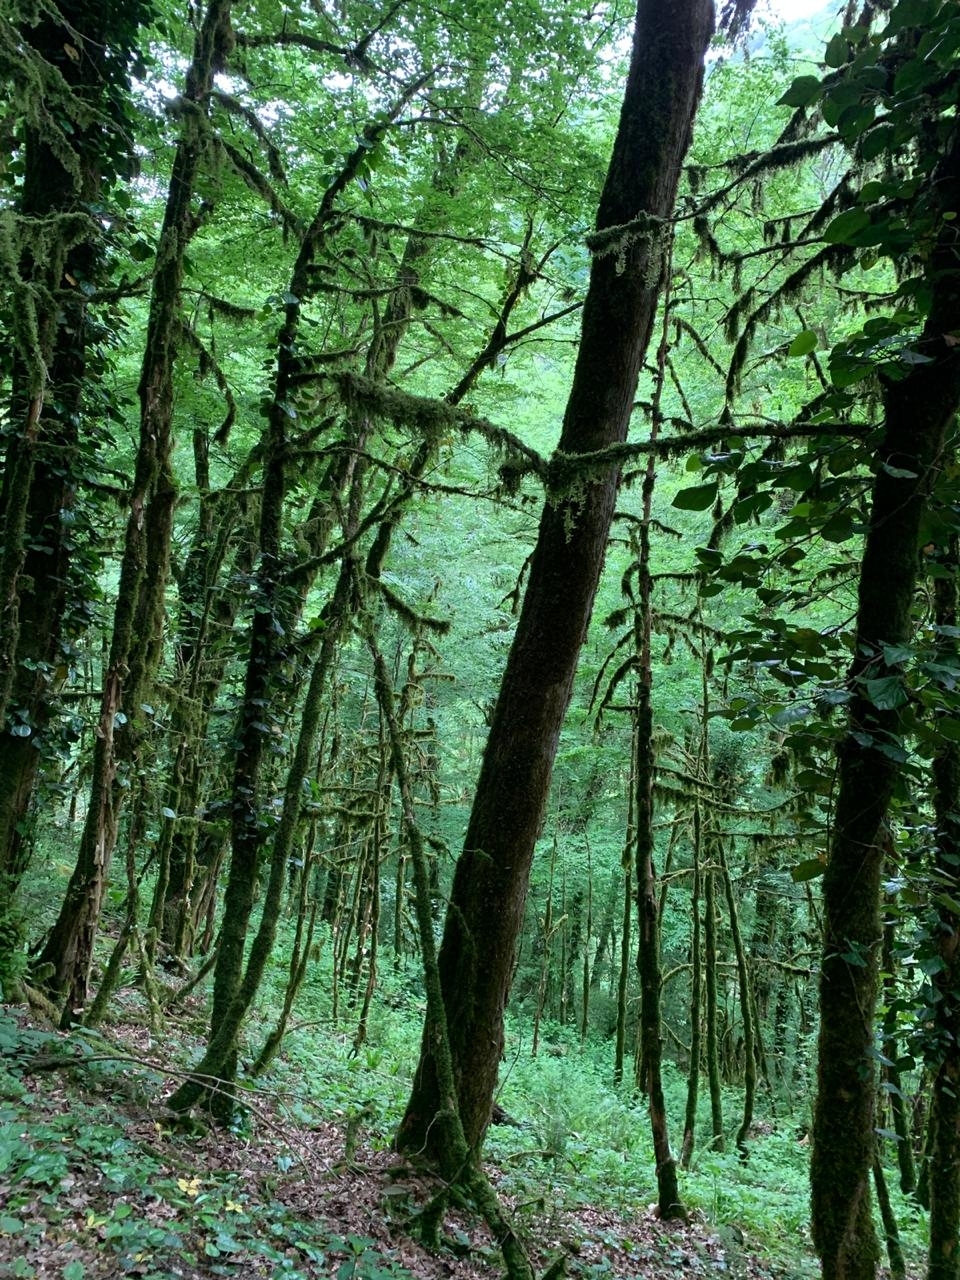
787,329,818,357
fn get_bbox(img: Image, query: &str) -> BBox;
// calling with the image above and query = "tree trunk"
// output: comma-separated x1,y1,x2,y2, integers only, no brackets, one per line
396,0,714,1162
681,798,703,1169
614,816,633,1086
38,0,235,1021
704,860,724,1151
810,133,960,1280
880,908,915,1196
0,0,145,985
718,840,755,1158
927,535,960,1280
872,1157,906,1280
633,290,682,1218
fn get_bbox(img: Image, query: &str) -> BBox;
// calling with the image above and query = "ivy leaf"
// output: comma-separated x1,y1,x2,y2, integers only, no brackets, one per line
860,123,896,162
863,675,909,709
771,702,811,727
777,75,821,108
672,481,718,511
788,329,818,357
791,858,826,883
824,33,849,67
823,207,871,245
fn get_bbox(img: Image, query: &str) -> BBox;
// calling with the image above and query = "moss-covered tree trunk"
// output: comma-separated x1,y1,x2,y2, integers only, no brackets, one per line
633,294,682,1217
38,0,235,1023
614,781,634,1086
165,70,440,1110
927,536,960,1280
0,0,146,986
704,859,724,1151
396,0,714,1162
167,554,356,1115
810,133,960,1280
150,438,252,961
880,905,915,1196
681,797,703,1169
718,840,755,1158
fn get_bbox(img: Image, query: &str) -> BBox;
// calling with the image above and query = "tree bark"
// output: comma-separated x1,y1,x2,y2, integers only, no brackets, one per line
810,133,960,1280
38,0,235,1022
718,839,755,1158
0,0,145,984
927,535,960,1280
681,797,703,1169
704,859,724,1151
633,290,682,1217
396,0,714,1162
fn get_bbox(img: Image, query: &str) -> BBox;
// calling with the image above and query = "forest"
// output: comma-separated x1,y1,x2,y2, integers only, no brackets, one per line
1,0,959,1277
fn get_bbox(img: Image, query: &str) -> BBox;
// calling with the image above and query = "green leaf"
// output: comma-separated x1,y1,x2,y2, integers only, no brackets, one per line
63,1263,85,1280
887,0,938,32
829,352,872,388
672,481,718,511
863,675,909,710
837,103,876,142
881,643,914,664
860,123,896,162
788,329,818,357
695,547,722,566
791,858,826,883
771,703,811,727
823,207,871,244
824,33,849,67
777,75,821,108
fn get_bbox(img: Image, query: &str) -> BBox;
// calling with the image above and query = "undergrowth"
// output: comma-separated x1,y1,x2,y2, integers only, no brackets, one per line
0,910,930,1280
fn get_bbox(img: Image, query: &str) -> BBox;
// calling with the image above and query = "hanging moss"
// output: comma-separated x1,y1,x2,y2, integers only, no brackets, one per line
333,371,548,479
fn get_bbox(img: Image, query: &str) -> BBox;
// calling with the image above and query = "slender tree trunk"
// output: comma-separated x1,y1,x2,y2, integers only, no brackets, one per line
614,802,633,1086
367,619,534,1280
718,840,755,1158
633,286,682,1218
681,798,703,1169
532,839,557,1059
880,909,916,1196
927,536,960,1280
581,844,593,1044
704,859,725,1151
396,0,714,1162
167,553,356,1112
810,133,960,1280
872,1157,905,1280
38,0,235,1021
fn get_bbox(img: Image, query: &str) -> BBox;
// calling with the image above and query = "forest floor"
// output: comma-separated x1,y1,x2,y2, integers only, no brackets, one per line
0,1002,829,1280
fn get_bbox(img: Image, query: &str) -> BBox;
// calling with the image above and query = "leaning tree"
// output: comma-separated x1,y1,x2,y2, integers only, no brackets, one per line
396,0,718,1163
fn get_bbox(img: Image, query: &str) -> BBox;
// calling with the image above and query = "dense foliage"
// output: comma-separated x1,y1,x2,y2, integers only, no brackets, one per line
2,0,960,1277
